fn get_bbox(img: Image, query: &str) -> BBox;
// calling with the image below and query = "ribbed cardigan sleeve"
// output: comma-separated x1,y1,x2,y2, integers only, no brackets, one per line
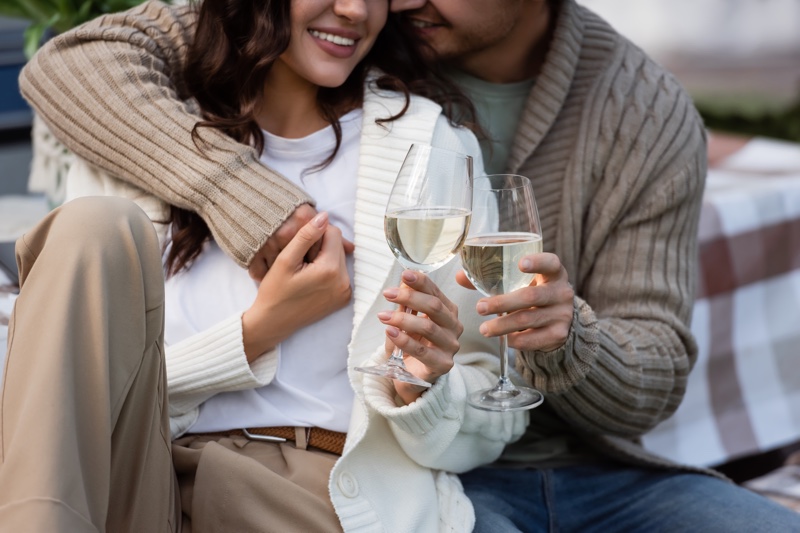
166,314,279,438
515,34,707,439
18,0,312,267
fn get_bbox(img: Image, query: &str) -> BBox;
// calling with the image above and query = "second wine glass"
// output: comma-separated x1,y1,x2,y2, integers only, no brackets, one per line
354,144,473,387
460,174,545,411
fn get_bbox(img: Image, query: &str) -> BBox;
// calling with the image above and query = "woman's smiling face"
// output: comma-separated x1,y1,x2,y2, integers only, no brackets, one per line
273,0,388,89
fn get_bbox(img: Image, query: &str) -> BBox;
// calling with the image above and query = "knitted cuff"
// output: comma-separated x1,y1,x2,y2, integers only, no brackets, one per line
515,295,599,393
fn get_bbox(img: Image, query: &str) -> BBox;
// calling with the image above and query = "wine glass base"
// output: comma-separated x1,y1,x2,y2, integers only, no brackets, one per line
354,363,432,388
467,386,544,411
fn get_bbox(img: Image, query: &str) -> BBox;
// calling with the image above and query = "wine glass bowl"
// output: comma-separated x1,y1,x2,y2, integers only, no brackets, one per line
385,207,471,273
460,174,545,411
354,144,473,388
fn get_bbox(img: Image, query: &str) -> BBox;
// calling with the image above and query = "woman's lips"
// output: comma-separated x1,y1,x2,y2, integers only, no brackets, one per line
309,29,360,59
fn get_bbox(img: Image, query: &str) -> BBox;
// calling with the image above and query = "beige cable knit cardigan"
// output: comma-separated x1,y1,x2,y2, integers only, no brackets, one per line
20,0,718,477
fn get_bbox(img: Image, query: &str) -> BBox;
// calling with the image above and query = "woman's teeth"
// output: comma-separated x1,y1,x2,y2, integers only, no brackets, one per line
309,30,355,46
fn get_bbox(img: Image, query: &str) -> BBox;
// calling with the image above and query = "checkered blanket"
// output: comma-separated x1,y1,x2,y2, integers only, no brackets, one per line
643,137,800,467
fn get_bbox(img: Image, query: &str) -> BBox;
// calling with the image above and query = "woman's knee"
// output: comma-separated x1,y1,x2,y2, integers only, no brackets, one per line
18,196,164,306
56,196,156,246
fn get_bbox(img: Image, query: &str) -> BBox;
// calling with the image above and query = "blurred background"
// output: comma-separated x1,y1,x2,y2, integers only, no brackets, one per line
585,0,800,143
0,14,32,197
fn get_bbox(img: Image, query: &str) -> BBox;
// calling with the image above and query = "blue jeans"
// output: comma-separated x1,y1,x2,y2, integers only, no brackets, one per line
460,464,800,533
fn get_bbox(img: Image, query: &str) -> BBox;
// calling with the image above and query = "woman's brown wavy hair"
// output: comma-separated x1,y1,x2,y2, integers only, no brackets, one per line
165,0,477,276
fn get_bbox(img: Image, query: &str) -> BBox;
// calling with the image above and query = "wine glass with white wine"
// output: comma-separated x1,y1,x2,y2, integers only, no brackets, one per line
460,174,545,410
354,144,473,387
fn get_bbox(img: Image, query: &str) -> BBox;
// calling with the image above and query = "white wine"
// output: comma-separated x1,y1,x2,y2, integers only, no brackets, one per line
461,232,543,296
385,207,472,272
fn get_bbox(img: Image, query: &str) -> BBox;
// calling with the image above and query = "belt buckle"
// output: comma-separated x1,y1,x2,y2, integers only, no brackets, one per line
242,428,287,443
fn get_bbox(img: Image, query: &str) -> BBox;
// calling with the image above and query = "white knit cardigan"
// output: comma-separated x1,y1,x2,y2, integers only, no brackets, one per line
66,84,528,532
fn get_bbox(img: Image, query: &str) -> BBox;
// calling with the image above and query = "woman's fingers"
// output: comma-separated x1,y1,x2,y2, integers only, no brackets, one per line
378,309,460,356
384,271,461,331
382,323,456,376
378,270,464,396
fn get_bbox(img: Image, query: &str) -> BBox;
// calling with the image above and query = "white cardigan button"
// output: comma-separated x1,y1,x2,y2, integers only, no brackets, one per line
337,472,359,498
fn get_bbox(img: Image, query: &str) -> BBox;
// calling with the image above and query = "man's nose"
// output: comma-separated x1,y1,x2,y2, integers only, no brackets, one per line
390,0,427,13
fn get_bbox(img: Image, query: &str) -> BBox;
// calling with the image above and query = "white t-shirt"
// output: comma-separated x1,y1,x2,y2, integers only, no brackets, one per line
166,109,362,433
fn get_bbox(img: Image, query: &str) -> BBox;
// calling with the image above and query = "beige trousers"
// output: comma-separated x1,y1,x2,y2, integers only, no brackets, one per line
172,436,341,533
0,197,343,533
0,197,176,532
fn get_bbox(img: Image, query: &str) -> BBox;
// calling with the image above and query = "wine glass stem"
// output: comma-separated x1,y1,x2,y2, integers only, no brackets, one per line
495,315,518,394
387,305,413,368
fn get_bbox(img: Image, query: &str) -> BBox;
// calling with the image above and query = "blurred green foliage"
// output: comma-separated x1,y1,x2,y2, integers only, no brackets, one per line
697,97,800,143
698,99,800,142
0,0,158,59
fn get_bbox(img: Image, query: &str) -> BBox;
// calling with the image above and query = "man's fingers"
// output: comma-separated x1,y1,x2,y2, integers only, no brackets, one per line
274,212,329,267
275,204,317,238
273,203,319,261
248,204,317,277
316,221,345,258
475,287,533,316
306,240,324,263
477,279,574,315
471,253,570,316
519,252,566,282
507,322,571,353
248,255,269,282
455,269,476,290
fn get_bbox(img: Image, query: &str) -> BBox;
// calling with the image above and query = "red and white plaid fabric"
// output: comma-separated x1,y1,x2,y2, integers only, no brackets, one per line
643,137,800,467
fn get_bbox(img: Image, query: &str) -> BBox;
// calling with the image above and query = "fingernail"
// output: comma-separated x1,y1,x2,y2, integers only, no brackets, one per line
521,258,533,271
402,271,417,283
477,302,488,315
312,212,328,228
378,311,392,322
479,323,488,335
383,288,399,299
386,326,400,338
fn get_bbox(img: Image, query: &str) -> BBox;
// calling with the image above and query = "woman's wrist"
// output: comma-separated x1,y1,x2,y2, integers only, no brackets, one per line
241,307,284,363
394,381,432,405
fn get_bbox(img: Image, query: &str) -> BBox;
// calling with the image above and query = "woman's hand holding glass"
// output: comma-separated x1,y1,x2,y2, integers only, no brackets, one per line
354,144,473,388
379,269,464,404
456,252,574,353
242,211,352,362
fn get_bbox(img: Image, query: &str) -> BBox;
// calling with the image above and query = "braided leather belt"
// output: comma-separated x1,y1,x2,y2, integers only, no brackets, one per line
193,426,346,455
